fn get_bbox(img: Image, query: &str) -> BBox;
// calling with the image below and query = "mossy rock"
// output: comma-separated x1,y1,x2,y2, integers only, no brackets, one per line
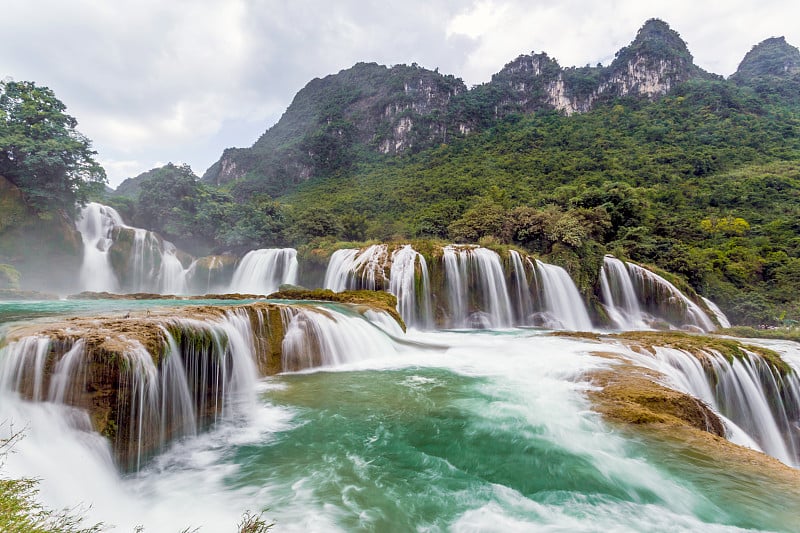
612,330,792,376
267,288,406,331
589,362,725,435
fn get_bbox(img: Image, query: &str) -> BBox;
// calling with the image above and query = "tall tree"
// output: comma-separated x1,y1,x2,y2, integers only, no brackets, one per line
0,80,106,215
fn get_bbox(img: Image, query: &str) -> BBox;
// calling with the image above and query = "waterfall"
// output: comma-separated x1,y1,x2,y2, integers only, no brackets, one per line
76,202,123,292
389,245,433,329
323,245,388,292
279,305,400,371
442,246,513,328
509,250,534,325
228,248,299,295
599,256,648,330
76,202,194,295
533,260,592,331
323,245,432,329
621,345,800,467
160,243,195,295
702,297,731,328
128,228,162,292
625,263,715,332
0,310,265,471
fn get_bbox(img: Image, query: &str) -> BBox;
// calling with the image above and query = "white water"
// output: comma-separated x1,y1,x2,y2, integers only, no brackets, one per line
442,246,514,328
600,255,649,330
76,202,123,292
76,202,194,294
389,245,433,329
323,245,388,292
3,328,783,531
534,260,592,331
702,297,732,329
615,343,800,467
625,262,716,332
279,305,402,371
228,248,299,295
509,250,534,326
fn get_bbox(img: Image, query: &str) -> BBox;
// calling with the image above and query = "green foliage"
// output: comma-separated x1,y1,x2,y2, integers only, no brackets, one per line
0,81,106,216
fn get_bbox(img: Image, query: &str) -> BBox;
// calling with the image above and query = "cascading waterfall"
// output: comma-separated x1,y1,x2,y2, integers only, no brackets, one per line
76,202,194,295
228,248,298,295
508,250,534,325
625,262,716,331
620,345,800,467
389,245,433,329
533,260,592,331
442,246,514,328
599,256,718,331
702,297,731,328
280,305,401,371
599,255,649,330
0,310,266,470
76,202,123,292
323,245,388,292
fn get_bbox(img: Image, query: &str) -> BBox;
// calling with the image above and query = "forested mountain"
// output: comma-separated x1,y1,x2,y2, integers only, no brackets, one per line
12,18,792,324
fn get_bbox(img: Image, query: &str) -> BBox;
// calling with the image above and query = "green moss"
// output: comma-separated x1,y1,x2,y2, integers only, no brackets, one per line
614,331,792,376
720,326,800,343
267,288,406,331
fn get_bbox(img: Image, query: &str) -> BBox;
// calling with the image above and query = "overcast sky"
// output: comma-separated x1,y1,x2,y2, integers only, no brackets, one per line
2,0,798,187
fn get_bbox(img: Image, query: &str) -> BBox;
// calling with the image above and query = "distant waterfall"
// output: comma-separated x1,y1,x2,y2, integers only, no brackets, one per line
509,250,534,325
533,260,592,331
600,256,648,330
622,345,800,468
389,245,433,329
76,202,194,295
323,245,389,292
702,297,731,328
599,256,718,331
323,245,433,328
626,262,715,331
76,202,123,292
442,246,513,328
228,248,298,295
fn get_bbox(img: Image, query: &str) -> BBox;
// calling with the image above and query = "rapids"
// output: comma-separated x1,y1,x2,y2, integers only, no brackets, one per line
1,298,799,531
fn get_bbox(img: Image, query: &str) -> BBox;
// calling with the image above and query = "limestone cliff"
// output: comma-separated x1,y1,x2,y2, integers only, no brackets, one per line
202,62,467,196
482,19,711,117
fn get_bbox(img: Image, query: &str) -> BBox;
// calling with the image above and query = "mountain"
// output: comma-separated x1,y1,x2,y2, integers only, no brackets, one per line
732,36,800,81
201,19,714,197
474,18,713,118
201,62,467,197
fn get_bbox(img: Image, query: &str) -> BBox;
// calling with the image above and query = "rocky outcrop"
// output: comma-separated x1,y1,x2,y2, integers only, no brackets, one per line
484,19,711,117
731,36,800,81
0,296,405,470
202,62,467,196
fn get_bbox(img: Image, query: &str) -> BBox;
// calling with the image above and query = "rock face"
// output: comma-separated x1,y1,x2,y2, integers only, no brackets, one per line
0,175,83,292
483,19,710,117
0,296,405,470
732,36,800,81
202,62,467,195
200,19,717,197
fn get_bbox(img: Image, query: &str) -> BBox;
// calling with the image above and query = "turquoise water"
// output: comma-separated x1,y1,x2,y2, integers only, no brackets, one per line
1,309,798,531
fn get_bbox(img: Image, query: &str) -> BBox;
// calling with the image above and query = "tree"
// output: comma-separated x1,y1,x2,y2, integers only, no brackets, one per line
0,81,106,215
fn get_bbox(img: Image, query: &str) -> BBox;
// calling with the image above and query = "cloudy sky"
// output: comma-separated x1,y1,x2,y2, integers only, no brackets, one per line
2,0,798,187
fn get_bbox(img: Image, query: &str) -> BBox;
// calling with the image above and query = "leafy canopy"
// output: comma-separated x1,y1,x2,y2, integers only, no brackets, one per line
0,80,106,215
